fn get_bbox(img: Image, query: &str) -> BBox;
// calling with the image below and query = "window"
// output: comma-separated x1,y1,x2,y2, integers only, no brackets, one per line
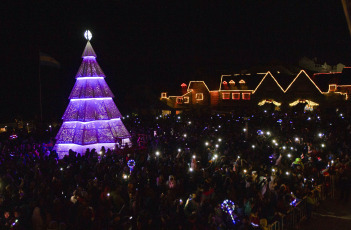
222,93,230,99
176,97,183,104
239,79,246,84
242,93,251,100
161,92,167,98
329,84,336,92
195,93,203,100
232,93,240,100
184,96,190,103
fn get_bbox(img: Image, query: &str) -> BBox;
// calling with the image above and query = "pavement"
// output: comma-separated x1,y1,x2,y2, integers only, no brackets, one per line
299,194,351,230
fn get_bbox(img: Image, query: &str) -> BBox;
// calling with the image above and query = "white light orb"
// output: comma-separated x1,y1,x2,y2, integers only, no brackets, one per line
84,30,92,41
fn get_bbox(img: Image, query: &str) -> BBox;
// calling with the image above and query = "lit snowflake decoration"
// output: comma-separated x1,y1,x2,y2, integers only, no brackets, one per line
127,159,136,173
221,199,236,224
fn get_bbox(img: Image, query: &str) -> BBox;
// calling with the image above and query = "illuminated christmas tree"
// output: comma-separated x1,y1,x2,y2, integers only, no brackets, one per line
54,30,131,158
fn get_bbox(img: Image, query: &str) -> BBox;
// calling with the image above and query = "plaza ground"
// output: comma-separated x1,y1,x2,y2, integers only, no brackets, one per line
300,192,351,230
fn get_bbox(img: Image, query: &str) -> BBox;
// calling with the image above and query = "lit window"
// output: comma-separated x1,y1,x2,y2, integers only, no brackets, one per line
329,84,336,92
242,93,251,100
196,93,203,100
222,93,230,99
232,93,240,100
161,92,167,98
176,97,183,104
229,80,235,84
222,81,228,85
239,79,246,84
184,96,190,103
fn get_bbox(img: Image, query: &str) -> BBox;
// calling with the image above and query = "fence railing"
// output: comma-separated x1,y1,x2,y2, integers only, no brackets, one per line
268,175,336,230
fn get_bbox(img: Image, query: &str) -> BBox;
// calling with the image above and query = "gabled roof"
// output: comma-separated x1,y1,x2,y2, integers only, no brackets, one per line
284,70,322,94
272,72,297,90
253,72,285,94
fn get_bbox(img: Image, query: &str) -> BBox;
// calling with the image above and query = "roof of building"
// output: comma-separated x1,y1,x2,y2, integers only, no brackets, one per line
188,81,211,92
338,67,351,85
309,67,351,92
311,72,340,92
220,73,265,91
164,66,351,98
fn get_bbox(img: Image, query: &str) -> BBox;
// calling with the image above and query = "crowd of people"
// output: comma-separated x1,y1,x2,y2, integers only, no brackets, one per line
0,108,350,229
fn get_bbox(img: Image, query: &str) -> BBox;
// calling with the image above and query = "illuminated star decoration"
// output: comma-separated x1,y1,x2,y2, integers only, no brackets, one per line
84,30,92,41
127,159,136,173
221,199,236,224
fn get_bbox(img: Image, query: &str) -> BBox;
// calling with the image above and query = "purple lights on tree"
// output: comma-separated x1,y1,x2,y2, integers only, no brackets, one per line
54,35,131,158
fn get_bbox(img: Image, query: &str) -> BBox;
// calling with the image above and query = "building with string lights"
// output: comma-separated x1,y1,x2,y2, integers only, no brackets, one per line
54,31,131,158
160,67,351,112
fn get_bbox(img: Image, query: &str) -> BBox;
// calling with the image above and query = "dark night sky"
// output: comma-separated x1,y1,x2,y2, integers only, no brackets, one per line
2,1,351,122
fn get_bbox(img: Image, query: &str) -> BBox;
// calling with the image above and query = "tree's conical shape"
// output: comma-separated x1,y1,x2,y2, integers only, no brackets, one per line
82,41,97,57
54,41,131,158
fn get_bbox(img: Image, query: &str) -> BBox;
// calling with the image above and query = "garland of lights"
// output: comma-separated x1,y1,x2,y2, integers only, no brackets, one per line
258,99,281,106
289,99,319,107
221,199,236,224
